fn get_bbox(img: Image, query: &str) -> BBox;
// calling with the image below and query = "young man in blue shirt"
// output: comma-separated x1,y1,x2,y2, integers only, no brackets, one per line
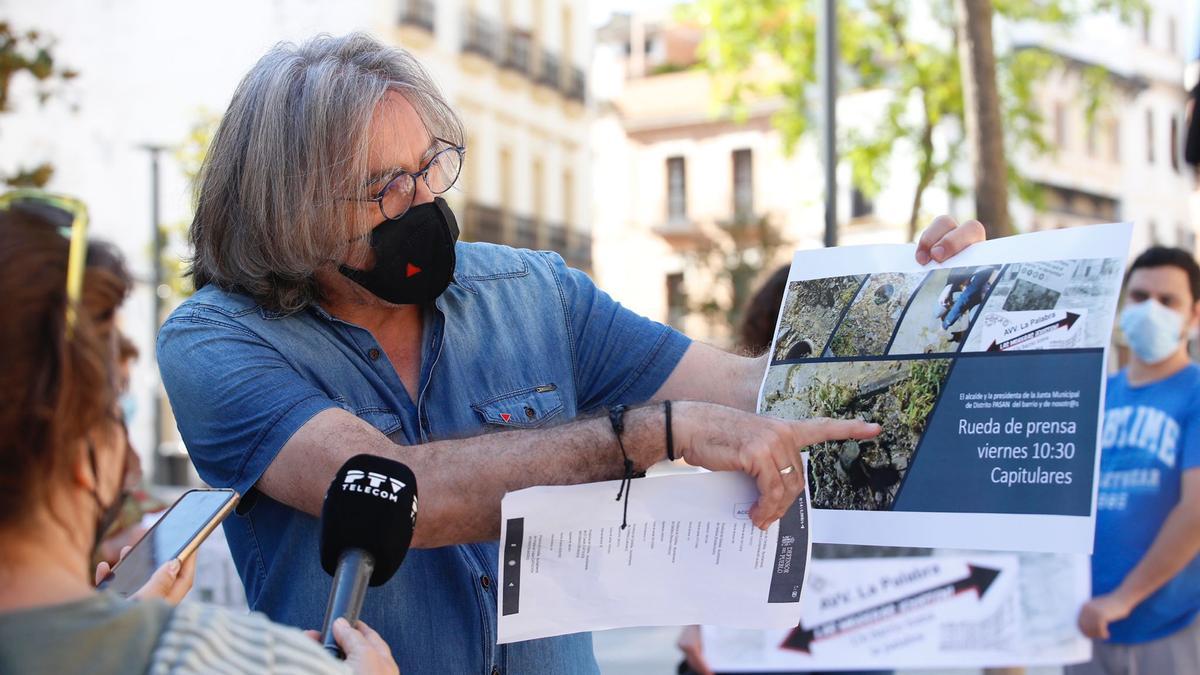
1070,247,1200,674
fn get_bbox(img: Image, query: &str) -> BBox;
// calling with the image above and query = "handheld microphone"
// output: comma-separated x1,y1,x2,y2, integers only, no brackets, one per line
318,454,418,658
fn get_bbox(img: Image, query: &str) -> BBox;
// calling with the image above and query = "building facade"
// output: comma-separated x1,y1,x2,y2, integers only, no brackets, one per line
592,3,1196,346
590,13,940,345
0,0,592,483
1011,0,1195,254
395,0,595,272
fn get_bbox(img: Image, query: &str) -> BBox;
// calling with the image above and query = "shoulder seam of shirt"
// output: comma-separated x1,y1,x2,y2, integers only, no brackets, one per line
161,310,263,341
230,391,334,490
535,250,582,400
601,325,675,408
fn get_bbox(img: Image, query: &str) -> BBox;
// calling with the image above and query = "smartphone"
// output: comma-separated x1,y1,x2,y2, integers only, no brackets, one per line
98,488,239,597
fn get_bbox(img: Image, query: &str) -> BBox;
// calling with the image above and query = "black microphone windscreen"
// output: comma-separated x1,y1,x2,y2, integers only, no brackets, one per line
320,454,418,586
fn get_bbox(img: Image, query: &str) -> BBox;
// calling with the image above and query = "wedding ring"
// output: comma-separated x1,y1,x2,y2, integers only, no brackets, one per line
779,465,795,476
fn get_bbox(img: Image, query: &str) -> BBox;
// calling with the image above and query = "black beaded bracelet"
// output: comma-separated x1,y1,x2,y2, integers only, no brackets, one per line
608,404,634,529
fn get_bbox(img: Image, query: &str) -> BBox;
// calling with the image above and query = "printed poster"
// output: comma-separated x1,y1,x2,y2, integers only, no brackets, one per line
704,553,1091,671
758,223,1132,552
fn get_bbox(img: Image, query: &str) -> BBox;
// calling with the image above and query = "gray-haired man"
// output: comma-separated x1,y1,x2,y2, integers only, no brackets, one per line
157,33,983,673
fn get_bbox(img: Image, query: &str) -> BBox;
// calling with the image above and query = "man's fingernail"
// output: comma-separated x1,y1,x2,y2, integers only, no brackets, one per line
916,251,929,265
932,245,946,260
168,559,181,574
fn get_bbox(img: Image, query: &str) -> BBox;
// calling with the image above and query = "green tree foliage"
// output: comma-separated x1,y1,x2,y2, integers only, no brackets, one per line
687,0,1145,238
0,21,77,187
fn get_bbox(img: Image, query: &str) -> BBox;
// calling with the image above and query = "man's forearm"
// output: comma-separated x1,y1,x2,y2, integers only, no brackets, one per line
656,342,768,412
413,405,670,546
1111,500,1200,607
261,404,670,550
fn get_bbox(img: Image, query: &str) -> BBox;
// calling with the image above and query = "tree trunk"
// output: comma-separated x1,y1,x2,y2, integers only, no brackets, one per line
908,121,936,241
954,0,1013,238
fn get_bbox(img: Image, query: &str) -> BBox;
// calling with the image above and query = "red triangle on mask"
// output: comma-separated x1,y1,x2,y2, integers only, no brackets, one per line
500,413,512,422
406,263,422,277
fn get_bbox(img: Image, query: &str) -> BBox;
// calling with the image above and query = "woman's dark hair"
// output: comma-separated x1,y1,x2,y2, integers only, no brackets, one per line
739,265,791,353
1127,246,1200,302
0,208,131,530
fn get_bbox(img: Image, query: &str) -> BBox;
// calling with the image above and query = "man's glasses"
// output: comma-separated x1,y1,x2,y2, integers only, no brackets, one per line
359,138,465,221
0,189,90,334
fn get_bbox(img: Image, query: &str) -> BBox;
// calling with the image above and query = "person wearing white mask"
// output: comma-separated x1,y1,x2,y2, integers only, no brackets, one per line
1069,246,1200,674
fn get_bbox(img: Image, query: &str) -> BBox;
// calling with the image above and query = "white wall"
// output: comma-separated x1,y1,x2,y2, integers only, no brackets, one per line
0,0,381,470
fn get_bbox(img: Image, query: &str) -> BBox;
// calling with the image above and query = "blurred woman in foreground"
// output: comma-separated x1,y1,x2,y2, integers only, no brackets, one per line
0,191,397,674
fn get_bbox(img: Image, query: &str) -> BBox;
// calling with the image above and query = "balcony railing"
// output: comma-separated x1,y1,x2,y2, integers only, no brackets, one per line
464,203,585,261
502,29,532,75
565,66,585,102
537,50,561,88
568,232,593,270
399,0,435,31
465,202,504,244
463,11,498,60
514,215,538,249
545,221,569,254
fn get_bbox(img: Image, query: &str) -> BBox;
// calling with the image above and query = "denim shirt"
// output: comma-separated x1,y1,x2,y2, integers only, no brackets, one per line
157,242,690,674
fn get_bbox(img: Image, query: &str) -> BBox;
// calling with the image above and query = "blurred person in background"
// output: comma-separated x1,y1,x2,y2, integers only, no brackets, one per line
95,332,167,565
1071,246,1200,674
0,192,397,675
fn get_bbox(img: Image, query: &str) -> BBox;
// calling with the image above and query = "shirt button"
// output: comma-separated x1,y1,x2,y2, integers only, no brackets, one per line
368,348,381,361
481,575,491,589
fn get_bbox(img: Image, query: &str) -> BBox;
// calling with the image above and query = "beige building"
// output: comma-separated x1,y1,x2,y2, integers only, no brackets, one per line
394,0,595,272
590,15,928,346
0,0,595,484
1011,0,1195,253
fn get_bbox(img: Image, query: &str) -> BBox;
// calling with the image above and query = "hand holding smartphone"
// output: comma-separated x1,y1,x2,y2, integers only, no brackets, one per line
97,488,239,598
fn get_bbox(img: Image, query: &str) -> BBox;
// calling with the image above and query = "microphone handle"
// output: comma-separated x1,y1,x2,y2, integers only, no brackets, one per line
320,548,376,659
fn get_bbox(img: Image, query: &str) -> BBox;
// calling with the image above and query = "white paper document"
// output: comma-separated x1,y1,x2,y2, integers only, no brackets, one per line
759,222,1132,553
497,471,811,643
704,553,1091,671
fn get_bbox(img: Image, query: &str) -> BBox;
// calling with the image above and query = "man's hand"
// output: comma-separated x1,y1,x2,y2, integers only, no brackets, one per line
915,216,987,265
95,545,197,605
671,401,880,529
1077,592,1135,640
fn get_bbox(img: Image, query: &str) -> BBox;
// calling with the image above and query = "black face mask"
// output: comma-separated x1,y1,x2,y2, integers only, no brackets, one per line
339,197,460,305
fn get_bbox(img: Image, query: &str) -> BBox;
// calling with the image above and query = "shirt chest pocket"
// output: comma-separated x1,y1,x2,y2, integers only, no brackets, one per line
331,396,404,436
472,384,564,429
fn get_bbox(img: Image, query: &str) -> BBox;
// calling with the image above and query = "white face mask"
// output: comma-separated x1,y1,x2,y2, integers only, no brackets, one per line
1119,299,1186,365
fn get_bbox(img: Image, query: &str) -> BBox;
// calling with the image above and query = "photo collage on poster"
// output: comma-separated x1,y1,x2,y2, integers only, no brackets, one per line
761,258,1124,515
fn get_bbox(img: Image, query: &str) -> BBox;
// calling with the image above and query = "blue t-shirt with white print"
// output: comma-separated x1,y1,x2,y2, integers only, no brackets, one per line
1094,363,1200,643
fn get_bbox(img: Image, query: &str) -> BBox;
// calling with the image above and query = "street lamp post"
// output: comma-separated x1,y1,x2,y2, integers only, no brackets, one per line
819,0,838,248
140,143,167,480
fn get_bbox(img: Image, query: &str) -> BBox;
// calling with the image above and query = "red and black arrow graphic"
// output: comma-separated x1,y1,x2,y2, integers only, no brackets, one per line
986,312,1080,352
781,565,1001,654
